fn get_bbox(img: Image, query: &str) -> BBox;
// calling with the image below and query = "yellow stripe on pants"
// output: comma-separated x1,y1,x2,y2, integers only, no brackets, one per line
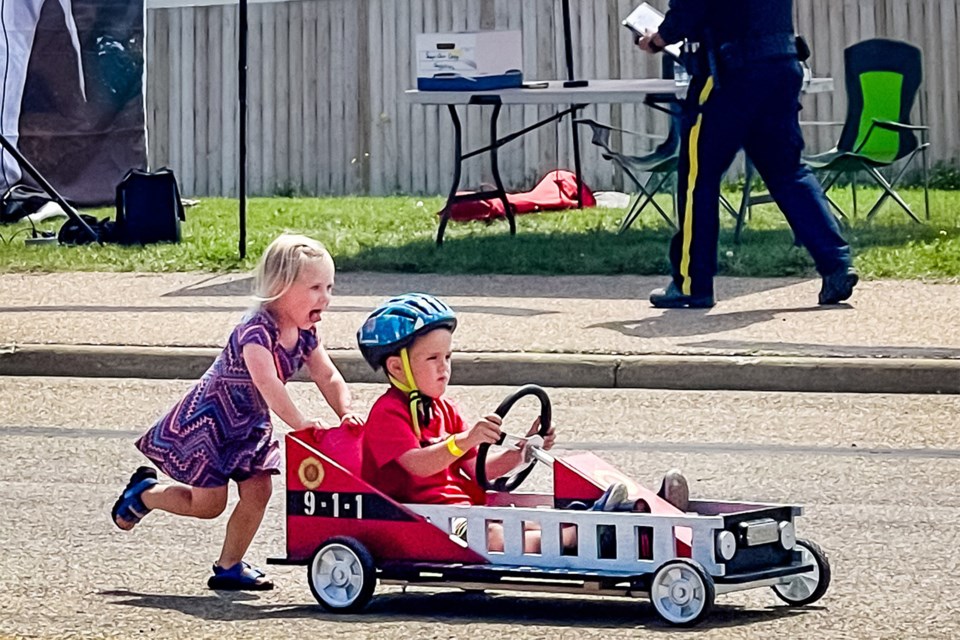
679,76,715,296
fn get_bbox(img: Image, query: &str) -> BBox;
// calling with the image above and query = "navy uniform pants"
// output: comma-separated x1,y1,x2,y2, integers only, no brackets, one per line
670,58,851,298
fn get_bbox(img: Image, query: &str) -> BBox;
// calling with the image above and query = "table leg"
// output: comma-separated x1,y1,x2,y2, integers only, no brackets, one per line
734,156,754,245
488,103,515,236
570,104,585,208
436,104,464,246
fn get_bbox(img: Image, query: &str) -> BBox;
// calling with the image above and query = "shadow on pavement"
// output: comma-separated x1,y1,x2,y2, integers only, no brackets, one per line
100,588,809,630
589,306,851,340
686,340,960,359
0,304,555,318
162,274,800,302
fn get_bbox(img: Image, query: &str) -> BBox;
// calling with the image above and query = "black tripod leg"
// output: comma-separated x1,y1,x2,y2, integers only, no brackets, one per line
0,133,100,244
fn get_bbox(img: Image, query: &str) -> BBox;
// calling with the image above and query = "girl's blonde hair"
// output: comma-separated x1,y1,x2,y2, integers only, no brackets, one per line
252,234,330,305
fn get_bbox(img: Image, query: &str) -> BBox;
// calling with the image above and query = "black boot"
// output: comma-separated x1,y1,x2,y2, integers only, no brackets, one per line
649,282,715,309
818,266,859,305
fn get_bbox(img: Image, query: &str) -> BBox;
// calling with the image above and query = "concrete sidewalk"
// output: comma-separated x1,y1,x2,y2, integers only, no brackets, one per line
1,272,959,393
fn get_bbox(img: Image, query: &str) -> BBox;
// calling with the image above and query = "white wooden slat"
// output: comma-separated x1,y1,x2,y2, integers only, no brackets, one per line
287,1,303,193
939,0,959,160
329,2,345,194
365,0,383,195
301,0,318,194
378,0,398,193
194,6,210,195
924,0,944,171
220,4,237,195
248,3,264,194
906,0,926,135
346,2,364,194
271,2,289,191
521,0,540,186
316,1,331,194
147,8,170,169
539,0,557,174
423,0,442,195
179,9,196,194
408,0,426,194
396,0,413,194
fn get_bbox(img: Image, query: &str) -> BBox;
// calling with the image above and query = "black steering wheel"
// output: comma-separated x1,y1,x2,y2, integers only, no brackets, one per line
474,384,552,493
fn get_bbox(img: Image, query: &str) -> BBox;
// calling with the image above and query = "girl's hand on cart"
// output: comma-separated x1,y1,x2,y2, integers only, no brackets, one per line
339,412,365,430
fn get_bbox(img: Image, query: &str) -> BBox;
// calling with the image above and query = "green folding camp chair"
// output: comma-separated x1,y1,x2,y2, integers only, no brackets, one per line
804,38,930,222
576,100,681,233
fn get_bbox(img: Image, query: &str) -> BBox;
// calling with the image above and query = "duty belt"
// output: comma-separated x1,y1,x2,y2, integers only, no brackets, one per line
716,33,799,69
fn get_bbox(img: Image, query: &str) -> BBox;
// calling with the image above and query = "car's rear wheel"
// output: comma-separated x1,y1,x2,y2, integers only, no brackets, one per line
649,559,715,626
772,538,831,606
308,537,376,613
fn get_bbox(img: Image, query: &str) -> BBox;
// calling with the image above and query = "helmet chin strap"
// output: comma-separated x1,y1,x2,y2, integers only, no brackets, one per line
388,347,426,440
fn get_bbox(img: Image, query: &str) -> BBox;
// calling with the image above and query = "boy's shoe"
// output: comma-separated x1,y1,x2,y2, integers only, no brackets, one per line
818,266,859,305
649,282,715,309
657,469,690,512
591,482,630,512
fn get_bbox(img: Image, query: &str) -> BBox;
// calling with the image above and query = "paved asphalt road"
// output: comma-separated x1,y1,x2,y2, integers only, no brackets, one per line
2,378,959,639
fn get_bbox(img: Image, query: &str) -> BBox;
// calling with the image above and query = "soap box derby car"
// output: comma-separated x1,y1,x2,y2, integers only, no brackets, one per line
268,386,830,626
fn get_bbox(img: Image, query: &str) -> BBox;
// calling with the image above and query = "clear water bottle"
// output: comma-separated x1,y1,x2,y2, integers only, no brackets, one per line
673,59,690,86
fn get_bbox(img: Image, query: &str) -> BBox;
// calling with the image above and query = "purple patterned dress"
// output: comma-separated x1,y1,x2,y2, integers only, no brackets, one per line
136,309,318,488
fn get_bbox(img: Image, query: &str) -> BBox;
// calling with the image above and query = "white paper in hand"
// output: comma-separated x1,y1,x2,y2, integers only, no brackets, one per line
622,2,682,59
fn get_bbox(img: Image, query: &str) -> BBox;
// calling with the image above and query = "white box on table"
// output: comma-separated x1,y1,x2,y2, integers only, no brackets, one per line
416,30,523,91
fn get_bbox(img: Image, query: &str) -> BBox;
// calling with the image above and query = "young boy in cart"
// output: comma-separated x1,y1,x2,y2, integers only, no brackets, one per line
356,293,689,553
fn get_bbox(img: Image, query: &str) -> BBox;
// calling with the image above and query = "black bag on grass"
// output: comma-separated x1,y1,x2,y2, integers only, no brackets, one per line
115,168,185,245
58,214,117,245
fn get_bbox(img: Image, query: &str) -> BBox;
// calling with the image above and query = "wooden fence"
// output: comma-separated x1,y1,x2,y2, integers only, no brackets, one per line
144,0,960,197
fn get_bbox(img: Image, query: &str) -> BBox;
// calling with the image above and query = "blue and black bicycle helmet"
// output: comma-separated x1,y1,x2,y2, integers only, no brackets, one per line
357,293,458,370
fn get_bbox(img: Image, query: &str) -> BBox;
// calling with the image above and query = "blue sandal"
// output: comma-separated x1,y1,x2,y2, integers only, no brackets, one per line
207,561,275,591
111,466,158,530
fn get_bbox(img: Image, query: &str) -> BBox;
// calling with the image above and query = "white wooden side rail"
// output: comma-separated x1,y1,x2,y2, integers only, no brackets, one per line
406,503,726,576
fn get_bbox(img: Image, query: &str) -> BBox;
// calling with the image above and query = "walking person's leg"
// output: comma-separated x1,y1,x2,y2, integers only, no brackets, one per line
653,75,743,308
743,61,857,304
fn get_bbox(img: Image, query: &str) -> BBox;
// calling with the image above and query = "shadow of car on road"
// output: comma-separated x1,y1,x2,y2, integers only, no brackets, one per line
100,588,812,630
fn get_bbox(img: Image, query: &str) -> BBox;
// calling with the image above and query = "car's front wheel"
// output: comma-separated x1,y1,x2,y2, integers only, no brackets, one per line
772,538,831,606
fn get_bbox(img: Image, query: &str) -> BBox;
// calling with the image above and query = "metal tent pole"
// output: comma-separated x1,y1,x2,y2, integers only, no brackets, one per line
238,0,248,259
560,0,586,207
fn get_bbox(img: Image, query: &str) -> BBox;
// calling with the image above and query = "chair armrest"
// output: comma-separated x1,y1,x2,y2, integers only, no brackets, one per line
872,119,929,133
574,118,663,141
852,118,929,154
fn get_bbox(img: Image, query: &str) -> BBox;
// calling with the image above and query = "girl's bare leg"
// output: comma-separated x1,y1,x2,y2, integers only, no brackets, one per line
141,484,228,519
216,474,273,569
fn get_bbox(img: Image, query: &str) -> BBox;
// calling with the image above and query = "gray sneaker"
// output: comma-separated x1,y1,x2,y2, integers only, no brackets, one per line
591,482,630,511
657,469,690,512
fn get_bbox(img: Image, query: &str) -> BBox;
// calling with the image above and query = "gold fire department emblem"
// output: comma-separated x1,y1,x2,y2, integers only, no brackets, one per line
298,457,325,490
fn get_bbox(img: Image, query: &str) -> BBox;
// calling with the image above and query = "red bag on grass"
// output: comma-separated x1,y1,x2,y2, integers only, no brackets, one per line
444,170,596,222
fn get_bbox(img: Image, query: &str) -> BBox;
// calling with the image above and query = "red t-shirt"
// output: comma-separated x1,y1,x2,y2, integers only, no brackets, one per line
362,386,486,505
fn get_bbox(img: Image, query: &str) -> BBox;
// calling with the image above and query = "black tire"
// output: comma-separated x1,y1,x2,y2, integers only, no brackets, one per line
307,537,377,613
649,559,715,627
772,538,832,607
